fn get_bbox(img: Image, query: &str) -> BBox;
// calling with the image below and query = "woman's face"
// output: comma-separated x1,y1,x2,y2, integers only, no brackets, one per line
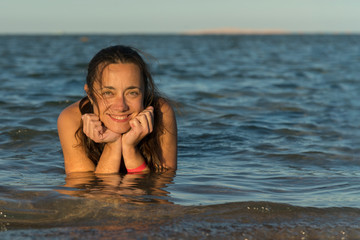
89,63,144,134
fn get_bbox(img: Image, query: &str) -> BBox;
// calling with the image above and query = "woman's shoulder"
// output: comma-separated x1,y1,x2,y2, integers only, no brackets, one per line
158,98,175,114
157,98,177,134
57,101,82,129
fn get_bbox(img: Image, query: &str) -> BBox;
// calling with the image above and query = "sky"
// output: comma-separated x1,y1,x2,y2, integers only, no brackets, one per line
0,0,359,34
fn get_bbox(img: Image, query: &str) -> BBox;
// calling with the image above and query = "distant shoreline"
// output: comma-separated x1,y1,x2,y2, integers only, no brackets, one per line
183,28,289,35
182,28,360,35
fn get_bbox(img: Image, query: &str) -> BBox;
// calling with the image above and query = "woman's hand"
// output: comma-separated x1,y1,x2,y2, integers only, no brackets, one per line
82,114,121,143
122,106,154,148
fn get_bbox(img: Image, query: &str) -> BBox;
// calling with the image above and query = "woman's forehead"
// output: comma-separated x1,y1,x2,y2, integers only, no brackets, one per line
95,63,144,88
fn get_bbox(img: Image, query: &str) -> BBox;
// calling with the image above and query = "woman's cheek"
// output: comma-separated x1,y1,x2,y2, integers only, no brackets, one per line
93,105,100,116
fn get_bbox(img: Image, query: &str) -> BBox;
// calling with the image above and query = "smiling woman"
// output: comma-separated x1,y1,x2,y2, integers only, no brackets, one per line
57,45,177,175
86,63,145,135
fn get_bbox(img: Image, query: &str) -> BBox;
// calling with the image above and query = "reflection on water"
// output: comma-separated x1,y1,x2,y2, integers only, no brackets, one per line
0,171,177,232
59,171,176,204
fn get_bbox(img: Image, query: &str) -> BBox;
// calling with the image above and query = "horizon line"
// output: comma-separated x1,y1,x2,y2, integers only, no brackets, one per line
0,32,359,36
0,28,359,36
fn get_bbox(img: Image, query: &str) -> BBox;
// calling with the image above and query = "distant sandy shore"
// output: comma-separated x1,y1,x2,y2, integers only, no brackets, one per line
183,28,289,35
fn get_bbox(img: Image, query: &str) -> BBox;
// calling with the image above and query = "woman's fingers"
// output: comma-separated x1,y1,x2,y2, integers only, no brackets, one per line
82,114,105,142
123,106,155,147
82,114,121,143
136,113,151,134
136,106,154,134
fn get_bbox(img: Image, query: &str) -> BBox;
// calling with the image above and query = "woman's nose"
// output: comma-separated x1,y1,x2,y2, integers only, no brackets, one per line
112,95,129,111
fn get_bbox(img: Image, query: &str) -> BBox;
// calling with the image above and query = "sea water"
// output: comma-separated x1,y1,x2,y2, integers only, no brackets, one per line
0,34,360,239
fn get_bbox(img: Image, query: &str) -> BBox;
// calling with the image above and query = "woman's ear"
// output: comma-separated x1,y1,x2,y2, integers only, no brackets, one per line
84,84,94,104
84,84,89,94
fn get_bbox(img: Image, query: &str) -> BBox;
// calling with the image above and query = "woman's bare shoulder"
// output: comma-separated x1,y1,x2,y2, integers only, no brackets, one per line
157,98,177,170
158,98,175,115
158,98,177,135
57,101,81,128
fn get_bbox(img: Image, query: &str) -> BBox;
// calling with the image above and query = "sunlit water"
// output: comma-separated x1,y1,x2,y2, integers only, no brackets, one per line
0,34,360,239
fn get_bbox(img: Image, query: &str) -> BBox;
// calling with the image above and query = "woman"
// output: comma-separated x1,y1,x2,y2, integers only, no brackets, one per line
58,45,177,174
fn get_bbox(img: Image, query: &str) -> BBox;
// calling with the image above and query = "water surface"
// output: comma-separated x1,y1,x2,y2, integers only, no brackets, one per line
0,34,360,239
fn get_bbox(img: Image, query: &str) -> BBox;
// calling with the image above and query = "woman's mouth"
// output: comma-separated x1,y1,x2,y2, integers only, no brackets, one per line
108,114,130,122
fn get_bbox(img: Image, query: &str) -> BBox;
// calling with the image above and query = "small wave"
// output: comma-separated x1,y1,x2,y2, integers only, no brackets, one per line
20,118,50,126
43,98,82,108
1,128,58,145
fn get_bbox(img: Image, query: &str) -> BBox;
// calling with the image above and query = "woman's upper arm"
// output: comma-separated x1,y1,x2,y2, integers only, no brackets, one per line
57,103,95,174
159,100,178,170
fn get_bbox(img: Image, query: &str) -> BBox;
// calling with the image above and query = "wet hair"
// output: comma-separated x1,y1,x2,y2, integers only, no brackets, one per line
75,45,165,172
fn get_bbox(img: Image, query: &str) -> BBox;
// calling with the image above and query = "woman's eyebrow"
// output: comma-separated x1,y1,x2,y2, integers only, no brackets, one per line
101,86,116,90
100,86,142,90
126,86,142,90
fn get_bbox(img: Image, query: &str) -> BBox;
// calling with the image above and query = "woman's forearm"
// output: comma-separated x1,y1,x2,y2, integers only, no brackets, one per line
95,138,122,174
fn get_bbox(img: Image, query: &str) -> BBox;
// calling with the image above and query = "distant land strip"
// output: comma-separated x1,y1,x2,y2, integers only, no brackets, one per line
182,28,360,35
183,28,289,35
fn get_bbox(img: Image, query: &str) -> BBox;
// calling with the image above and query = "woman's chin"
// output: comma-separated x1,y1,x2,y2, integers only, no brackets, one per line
103,120,131,134
109,126,131,134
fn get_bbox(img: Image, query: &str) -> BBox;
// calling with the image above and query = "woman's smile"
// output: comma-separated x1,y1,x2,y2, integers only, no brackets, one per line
107,113,131,122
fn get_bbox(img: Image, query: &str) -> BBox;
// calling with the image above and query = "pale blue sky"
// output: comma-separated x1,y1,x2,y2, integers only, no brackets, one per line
0,0,359,34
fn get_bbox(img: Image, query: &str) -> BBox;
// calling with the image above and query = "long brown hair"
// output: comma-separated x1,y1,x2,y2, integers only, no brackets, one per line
75,45,165,171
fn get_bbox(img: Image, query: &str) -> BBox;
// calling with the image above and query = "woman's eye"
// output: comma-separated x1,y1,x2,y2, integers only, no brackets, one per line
102,91,113,97
128,91,139,97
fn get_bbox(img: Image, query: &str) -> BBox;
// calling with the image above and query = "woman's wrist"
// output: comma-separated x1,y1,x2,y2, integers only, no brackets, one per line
122,145,149,172
127,161,148,173
122,144,139,163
